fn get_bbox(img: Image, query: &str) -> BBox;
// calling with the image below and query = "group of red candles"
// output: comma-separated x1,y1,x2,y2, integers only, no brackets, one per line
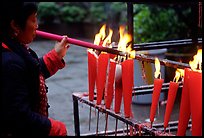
149,50,202,136
88,49,134,118
88,49,202,136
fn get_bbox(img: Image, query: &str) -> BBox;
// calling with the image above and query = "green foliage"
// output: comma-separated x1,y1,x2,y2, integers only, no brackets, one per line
37,2,127,25
37,2,60,24
110,2,126,13
60,5,87,23
88,2,107,23
109,2,127,24
133,5,189,43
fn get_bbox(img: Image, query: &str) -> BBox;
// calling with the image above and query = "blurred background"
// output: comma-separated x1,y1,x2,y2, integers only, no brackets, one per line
32,2,201,136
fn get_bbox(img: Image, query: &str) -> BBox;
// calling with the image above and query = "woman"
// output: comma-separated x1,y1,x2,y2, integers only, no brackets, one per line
1,2,69,136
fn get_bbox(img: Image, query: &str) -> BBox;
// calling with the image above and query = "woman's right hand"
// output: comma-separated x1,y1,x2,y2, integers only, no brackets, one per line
54,36,70,59
49,118,67,136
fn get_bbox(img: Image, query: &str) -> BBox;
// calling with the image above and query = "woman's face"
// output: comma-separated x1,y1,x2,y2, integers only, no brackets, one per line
17,12,38,44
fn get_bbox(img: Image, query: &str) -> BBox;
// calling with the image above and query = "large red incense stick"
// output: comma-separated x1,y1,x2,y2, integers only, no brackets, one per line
177,68,191,136
122,59,134,118
188,70,202,136
36,30,125,56
105,60,116,109
150,78,164,126
163,81,179,129
87,50,98,101
114,64,123,114
96,53,109,105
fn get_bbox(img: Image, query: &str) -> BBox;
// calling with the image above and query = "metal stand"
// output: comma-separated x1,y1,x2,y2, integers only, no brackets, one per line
72,81,192,136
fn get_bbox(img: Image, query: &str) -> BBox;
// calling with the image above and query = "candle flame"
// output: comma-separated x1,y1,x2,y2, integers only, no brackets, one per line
102,28,113,47
154,57,161,79
117,25,135,60
126,45,136,59
93,24,135,59
189,49,202,73
94,24,106,45
173,68,184,83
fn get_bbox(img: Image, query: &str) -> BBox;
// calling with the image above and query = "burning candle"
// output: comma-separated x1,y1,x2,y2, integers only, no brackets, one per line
177,68,191,136
163,69,183,130
150,57,164,127
96,53,109,105
177,49,202,136
113,25,133,114
105,59,116,109
122,59,134,118
87,50,98,101
188,70,202,136
188,49,202,136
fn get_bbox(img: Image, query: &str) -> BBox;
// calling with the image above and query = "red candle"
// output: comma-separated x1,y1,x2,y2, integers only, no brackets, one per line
87,50,98,101
177,68,191,136
96,53,109,105
163,81,179,129
177,48,202,136
122,59,134,118
105,60,116,109
150,57,164,126
150,78,164,125
188,70,202,136
114,64,123,114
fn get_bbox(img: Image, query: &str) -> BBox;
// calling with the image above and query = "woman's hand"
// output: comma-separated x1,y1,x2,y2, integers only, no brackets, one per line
54,36,70,59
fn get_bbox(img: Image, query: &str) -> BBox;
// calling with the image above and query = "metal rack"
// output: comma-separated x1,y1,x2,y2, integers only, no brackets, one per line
72,1,201,136
72,81,192,136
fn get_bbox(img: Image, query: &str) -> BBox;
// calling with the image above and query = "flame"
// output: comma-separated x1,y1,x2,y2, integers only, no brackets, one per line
94,24,106,45
117,26,135,59
173,68,184,83
189,49,202,73
154,57,161,79
93,24,135,59
102,28,113,47
126,45,136,59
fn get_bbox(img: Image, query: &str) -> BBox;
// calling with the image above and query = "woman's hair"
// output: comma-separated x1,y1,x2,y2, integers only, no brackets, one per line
0,2,38,35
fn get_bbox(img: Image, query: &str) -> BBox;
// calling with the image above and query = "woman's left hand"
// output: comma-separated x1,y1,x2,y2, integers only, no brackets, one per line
54,35,70,59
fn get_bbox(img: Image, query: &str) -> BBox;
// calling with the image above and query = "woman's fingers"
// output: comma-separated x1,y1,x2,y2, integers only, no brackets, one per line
61,35,69,48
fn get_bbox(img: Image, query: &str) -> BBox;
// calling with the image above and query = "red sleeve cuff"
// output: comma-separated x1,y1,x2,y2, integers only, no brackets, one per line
43,49,65,76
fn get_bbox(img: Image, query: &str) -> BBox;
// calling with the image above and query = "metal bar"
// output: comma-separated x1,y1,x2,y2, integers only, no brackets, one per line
133,81,182,91
134,54,190,69
72,94,80,136
153,119,192,128
96,109,100,136
133,38,202,50
132,81,183,96
115,118,118,136
88,106,91,131
104,113,108,135
127,2,134,47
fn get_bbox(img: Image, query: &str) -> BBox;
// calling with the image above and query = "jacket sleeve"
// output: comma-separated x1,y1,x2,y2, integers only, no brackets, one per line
2,57,51,136
40,49,65,79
